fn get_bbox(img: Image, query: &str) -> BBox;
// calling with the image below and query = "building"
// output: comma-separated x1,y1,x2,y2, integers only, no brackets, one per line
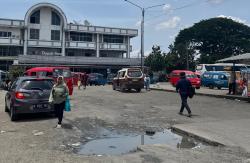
0,3,140,74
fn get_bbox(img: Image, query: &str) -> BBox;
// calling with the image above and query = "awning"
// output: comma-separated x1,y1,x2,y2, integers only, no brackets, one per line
218,53,250,63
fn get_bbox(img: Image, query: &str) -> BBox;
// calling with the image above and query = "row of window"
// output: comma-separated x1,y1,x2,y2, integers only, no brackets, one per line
103,35,124,43
0,31,11,38
29,30,125,43
30,29,60,40
30,10,61,26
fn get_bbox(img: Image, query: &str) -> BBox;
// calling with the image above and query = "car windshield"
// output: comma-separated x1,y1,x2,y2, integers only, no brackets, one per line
127,70,142,77
186,74,196,78
20,80,54,90
53,69,71,78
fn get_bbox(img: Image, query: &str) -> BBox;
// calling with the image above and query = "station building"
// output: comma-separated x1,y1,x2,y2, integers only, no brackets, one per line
0,3,140,74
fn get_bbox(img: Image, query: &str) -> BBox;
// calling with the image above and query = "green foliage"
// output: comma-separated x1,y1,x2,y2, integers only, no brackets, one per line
172,17,250,64
8,66,25,80
144,45,166,72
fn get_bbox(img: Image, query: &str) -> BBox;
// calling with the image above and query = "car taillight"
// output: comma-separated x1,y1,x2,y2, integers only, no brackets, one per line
15,92,25,99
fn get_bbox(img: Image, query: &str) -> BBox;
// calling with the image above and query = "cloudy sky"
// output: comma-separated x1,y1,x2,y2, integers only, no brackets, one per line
0,0,248,57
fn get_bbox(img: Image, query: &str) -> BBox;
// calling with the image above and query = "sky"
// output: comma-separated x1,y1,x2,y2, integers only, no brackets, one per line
0,0,249,57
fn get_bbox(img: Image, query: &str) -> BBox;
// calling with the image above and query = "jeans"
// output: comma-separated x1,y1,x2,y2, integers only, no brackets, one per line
229,82,236,95
180,95,191,114
54,101,65,124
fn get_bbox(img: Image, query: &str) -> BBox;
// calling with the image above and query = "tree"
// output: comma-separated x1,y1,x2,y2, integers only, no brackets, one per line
144,45,166,72
172,17,250,65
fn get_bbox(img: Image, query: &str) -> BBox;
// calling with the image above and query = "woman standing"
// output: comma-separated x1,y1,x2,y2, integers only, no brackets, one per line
49,76,69,128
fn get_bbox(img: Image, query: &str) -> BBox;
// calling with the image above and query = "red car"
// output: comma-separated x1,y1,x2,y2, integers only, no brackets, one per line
169,70,201,89
24,67,74,95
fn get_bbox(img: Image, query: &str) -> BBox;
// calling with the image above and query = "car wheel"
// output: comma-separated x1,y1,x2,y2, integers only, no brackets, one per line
10,106,17,121
136,88,141,92
196,87,200,89
112,84,116,90
128,88,131,92
5,102,9,112
217,87,222,90
121,85,126,92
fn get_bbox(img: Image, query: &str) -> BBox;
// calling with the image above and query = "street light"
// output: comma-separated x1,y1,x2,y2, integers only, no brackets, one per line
124,0,165,70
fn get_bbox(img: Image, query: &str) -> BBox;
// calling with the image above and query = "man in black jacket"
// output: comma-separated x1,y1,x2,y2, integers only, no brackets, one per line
176,72,192,117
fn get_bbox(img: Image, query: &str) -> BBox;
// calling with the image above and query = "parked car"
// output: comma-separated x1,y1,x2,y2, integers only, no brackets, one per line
112,68,144,92
169,70,201,89
88,73,107,86
201,72,229,89
5,76,55,121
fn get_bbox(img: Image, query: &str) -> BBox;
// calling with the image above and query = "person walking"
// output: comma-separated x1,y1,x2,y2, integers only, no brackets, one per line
228,70,236,95
81,73,88,89
176,72,192,117
77,76,81,90
49,76,69,128
144,75,150,91
242,78,248,97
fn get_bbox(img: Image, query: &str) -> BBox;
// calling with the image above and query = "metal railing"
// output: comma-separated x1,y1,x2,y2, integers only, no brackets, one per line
67,24,138,36
0,38,23,45
66,41,96,49
28,40,62,47
18,55,142,66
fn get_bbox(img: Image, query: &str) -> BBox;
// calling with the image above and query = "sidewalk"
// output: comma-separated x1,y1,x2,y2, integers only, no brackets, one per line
151,82,250,102
151,82,250,152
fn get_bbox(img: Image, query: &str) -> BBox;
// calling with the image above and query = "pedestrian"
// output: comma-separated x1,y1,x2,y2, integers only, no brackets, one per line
49,76,69,128
228,70,236,95
77,76,81,90
242,78,248,97
176,72,192,117
144,75,150,91
82,73,88,89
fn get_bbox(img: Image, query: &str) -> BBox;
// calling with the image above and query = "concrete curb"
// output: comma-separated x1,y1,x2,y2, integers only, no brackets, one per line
151,88,250,102
171,126,225,147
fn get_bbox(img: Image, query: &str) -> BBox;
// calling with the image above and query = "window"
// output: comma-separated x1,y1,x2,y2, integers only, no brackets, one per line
103,35,124,43
30,29,39,39
20,80,54,90
51,11,61,25
70,32,92,42
119,71,125,78
127,70,142,77
30,10,40,24
0,31,11,38
51,30,60,41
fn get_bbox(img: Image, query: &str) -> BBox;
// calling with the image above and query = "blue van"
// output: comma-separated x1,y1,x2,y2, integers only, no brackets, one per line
88,73,107,86
201,72,229,89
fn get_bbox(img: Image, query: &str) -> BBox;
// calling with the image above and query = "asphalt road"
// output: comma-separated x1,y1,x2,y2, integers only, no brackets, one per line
0,86,249,163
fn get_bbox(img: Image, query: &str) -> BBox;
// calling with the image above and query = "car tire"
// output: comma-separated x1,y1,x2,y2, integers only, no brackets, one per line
136,88,141,92
5,102,9,112
112,84,116,90
10,106,17,121
196,87,200,89
217,87,222,90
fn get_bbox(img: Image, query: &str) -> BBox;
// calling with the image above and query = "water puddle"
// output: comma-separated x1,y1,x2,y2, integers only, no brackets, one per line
77,129,206,155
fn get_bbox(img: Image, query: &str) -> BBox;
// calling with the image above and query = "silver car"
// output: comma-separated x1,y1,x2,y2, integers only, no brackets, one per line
5,77,54,121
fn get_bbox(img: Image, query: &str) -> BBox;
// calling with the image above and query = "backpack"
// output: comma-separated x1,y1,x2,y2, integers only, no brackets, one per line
188,86,195,98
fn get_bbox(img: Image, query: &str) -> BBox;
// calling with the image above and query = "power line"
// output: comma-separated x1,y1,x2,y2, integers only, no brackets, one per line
145,0,209,22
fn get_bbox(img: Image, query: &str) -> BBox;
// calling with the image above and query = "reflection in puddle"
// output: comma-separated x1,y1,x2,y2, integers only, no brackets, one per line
78,129,205,155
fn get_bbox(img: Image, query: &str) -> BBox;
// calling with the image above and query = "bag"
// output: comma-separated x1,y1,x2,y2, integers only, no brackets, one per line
188,86,195,98
65,95,71,112
48,88,54,103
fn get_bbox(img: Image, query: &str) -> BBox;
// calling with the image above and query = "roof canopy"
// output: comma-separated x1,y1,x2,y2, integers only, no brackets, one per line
218,53,250,63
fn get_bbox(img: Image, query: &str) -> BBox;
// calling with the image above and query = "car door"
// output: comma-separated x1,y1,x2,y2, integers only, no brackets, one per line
5,80,18,109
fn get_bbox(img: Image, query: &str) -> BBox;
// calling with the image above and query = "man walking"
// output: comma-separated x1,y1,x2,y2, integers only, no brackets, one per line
176,72,192,117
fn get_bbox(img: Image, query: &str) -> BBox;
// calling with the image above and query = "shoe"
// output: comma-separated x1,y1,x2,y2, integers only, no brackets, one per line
178,112,183,115
188,114,192,118
56,124,62,129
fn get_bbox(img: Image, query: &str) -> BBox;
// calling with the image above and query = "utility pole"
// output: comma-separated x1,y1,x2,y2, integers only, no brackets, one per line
124,0,165,70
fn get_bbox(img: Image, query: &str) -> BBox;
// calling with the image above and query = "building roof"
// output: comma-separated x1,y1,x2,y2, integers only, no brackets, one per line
218,53,250,63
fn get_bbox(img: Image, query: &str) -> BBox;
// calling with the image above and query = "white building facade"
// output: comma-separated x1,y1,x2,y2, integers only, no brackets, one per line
0,3,139,72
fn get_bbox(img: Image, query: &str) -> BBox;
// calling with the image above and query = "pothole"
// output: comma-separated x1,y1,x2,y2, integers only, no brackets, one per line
76,128,207,155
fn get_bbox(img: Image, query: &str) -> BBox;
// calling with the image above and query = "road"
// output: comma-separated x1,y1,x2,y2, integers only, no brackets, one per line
0,86,249,163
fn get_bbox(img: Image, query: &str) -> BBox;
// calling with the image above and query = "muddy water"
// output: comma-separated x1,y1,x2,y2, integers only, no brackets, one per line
78,129,205,155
